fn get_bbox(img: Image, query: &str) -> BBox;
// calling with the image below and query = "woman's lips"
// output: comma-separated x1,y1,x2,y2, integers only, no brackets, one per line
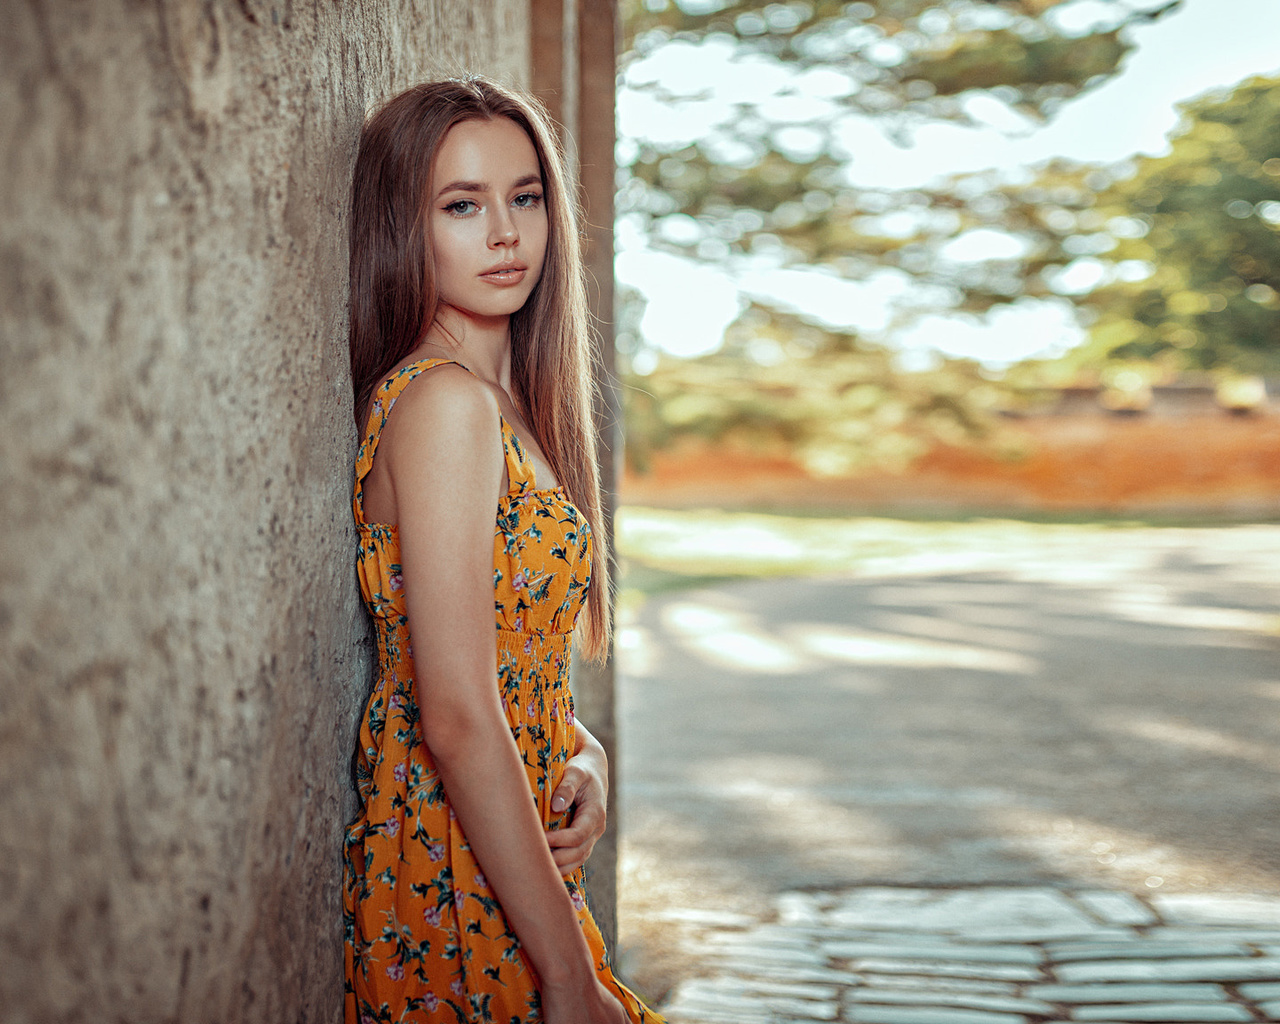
481,262,527,284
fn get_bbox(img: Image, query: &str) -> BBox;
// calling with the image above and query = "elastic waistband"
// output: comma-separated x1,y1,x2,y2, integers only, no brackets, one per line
495,628,572,648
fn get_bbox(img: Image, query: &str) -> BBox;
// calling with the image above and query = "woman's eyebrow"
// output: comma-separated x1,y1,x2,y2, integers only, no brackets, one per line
436,173,543,198
436,179,486,197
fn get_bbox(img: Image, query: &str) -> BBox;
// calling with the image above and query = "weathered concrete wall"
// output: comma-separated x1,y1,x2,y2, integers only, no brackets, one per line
0,3,527,1022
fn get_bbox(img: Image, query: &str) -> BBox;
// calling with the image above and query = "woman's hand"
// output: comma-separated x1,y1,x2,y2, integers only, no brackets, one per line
547,724,608,875
541,977,628,1024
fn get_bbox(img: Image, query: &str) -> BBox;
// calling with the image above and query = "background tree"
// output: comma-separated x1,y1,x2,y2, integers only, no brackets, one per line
617,0,1197,468
1065,75,1280,375
620,0,1182,314
624,301,1008,475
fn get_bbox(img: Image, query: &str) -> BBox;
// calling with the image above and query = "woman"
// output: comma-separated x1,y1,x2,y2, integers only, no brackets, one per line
342,78,663,1024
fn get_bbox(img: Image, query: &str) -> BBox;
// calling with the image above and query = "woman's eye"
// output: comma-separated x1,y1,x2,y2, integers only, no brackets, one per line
445,199,479,216
513,192,543,209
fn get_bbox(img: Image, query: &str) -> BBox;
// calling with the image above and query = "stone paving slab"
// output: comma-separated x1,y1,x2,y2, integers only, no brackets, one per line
741,980,842,1001
659,886,1279,1024
857,976,1022,996
1071,1003,1255,1021
702,960,859,985
1151,894,1280,927
705,927,819,950
705,943,832,966
824,888,1103,937
845,959,1043,982
811,931,1052,950
1044,941,1251,962
1027,982,1231,1003
1055,956,1280,984
844,1007,1027,1024
1146,927,1280,944
823,941,1044,965
1072,892,1158,927
1238,981,1280,999
843,989,1056,1015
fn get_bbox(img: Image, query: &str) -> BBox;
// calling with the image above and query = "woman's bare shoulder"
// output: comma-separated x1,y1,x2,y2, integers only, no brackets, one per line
381,362,503,472
381,363,497,437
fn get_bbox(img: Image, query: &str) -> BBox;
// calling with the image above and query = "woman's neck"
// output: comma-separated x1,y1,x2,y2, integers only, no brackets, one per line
422,304,513,390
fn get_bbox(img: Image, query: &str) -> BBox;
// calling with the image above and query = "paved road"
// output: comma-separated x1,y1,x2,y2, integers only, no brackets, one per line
612,523,1280,1021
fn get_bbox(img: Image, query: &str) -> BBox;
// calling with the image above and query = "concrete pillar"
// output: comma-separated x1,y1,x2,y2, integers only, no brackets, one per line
530,0,621,953
529,0,579,153
578,0,623,951
0,4,527,1022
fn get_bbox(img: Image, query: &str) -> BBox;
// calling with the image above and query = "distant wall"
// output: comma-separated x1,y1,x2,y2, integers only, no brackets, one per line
623,411,1280,516
0,4,527,1021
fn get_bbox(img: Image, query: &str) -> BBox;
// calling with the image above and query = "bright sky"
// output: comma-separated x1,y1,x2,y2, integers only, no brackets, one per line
616,0,1280,369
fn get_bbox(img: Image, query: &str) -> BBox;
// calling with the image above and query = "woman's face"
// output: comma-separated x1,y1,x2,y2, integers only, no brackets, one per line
428,117,548,321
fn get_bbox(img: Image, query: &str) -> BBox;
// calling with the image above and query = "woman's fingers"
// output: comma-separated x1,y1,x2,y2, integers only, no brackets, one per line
546,799,606,873
546,744,609,873
550,763,587,815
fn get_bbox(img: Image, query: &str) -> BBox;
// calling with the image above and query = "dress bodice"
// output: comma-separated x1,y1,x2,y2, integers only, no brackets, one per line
351,358,593,638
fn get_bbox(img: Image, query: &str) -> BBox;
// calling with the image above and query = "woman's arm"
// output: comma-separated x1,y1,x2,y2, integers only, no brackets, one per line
384,369,623,1022
547,722,608,874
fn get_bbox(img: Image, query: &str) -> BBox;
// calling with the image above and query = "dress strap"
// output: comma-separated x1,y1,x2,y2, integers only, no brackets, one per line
352,357,537,524
499,419,537,496
353,357,459,525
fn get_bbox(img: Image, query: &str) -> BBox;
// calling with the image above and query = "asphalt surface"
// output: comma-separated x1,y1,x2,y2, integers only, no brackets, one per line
612,524,1280,1007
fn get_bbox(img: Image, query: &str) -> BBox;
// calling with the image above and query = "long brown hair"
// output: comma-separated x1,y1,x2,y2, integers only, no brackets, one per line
348,77,610,659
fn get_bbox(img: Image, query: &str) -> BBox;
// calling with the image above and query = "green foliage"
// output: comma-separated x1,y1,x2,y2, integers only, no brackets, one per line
1069,76,1280,373
621,0,1180,284
618,2,1279,476
624,1,1168,117
619,1,1159,473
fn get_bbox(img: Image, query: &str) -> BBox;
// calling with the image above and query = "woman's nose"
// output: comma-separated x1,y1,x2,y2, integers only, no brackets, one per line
488,207,518,247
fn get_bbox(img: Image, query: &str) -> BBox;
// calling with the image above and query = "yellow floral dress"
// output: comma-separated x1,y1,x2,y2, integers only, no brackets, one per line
343,358,663,1024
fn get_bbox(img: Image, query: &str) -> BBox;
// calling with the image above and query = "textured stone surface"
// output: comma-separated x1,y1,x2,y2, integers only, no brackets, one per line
0,3,527,1022
658,887,1280,1024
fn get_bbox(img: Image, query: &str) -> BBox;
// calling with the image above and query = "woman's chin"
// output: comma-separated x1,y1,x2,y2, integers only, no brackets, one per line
439,294,534,323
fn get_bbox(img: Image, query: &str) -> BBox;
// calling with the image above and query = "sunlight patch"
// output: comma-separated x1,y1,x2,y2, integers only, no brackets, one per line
789,624,1037,675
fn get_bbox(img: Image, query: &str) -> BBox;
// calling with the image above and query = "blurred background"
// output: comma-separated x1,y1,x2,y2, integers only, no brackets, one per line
611,0,1280,514
604,1,1280,1010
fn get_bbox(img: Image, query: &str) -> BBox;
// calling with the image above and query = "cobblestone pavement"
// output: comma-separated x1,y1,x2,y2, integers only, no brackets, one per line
613,523,1280,1022
657,886,1280,1024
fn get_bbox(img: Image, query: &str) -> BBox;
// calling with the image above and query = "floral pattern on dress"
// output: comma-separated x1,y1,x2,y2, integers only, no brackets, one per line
343,358,665,1024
